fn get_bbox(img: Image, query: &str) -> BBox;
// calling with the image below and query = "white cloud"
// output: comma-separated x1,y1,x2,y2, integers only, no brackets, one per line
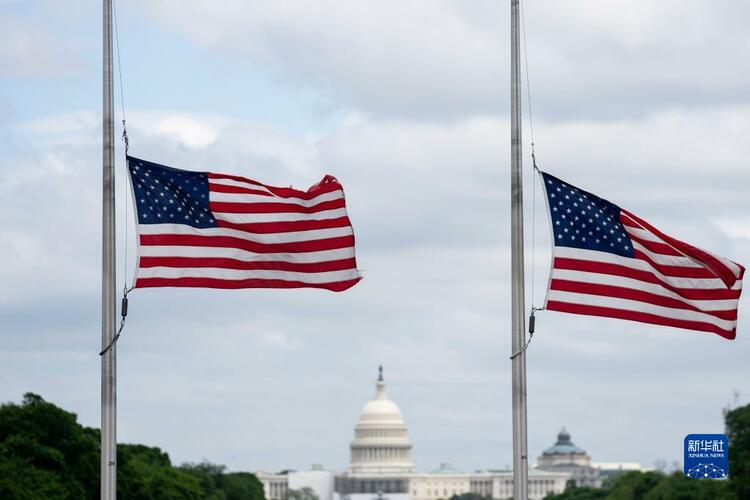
713,215,750,240
0,62,750,470
135,0,750,120
154,116,219,148
0,14,79,78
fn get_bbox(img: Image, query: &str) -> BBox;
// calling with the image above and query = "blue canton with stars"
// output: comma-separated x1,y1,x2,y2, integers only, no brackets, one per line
541,171,634,258
128,156,218,228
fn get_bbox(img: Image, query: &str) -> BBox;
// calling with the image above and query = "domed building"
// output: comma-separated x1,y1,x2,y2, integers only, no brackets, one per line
259,368,573,500
336,367,412,500
536,428,602,488
348,366,414,474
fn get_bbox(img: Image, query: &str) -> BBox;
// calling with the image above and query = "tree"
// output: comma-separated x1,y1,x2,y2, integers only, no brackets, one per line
285,486,321,500
642,472,733,500
543,486,606,500
449,494,492,500
0,393,99,500
222,472,266,500
0,393,265,500
118,445,204,499
726,402,750,499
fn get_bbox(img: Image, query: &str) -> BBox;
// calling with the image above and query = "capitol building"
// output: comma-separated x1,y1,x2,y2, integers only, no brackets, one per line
257,369,642,500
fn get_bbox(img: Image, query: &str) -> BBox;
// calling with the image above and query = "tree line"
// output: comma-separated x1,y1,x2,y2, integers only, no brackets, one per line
0,393,265,499
2,392,748,499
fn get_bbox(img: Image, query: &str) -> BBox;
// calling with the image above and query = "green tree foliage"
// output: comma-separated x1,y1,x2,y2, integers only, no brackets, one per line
725,403,750,499
0,393,99,499
0,393,264,500
448,494,492,500
284,487,320,500
544,401,750,500
543,484,607,500
544,471,734,500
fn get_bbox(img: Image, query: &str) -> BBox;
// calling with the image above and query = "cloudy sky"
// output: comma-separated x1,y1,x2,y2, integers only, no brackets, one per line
1,0,748,474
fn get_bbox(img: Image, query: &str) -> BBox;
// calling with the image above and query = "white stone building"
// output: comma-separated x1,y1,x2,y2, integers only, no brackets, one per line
259,369,569,500
536,428,602,488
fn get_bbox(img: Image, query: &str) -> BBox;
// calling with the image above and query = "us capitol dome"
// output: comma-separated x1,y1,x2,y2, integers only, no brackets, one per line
256,367,643,500
348,366,414,474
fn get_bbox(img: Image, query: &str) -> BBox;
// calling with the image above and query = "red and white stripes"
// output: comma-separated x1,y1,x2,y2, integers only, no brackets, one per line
135,173,361,292
546,210,744,339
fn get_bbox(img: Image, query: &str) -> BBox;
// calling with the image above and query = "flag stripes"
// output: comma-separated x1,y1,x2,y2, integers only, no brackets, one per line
541,171,743,339
129,156,361,291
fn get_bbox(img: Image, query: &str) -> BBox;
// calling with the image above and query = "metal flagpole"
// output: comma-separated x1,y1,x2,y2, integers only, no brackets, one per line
510,0,529,499
102,0,117,497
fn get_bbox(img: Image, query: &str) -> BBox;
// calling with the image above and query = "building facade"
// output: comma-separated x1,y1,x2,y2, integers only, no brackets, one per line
259,369,574,500
536,428,602,488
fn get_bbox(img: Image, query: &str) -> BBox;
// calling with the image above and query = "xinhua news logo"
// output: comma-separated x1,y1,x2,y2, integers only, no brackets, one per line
684,434,728,479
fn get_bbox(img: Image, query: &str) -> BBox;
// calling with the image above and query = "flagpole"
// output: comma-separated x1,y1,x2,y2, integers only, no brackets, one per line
102,0,117,497
510,0,529,499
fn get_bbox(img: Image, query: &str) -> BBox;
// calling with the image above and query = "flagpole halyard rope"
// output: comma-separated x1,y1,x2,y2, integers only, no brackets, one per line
520,0,544,347
101,0,134,356
510,306,542,360
100,286,132,356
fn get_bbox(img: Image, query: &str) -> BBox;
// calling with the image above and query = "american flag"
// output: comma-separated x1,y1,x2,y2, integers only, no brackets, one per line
128,156,361,292
541,171,744,340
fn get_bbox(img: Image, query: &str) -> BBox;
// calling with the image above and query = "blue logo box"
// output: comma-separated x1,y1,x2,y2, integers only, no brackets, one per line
684,434,728,479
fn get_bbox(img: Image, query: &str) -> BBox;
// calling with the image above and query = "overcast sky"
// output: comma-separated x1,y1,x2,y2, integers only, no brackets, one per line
1,0,748,474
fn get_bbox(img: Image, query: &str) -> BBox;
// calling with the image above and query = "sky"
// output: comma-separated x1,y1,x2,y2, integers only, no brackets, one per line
1,0,749,475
